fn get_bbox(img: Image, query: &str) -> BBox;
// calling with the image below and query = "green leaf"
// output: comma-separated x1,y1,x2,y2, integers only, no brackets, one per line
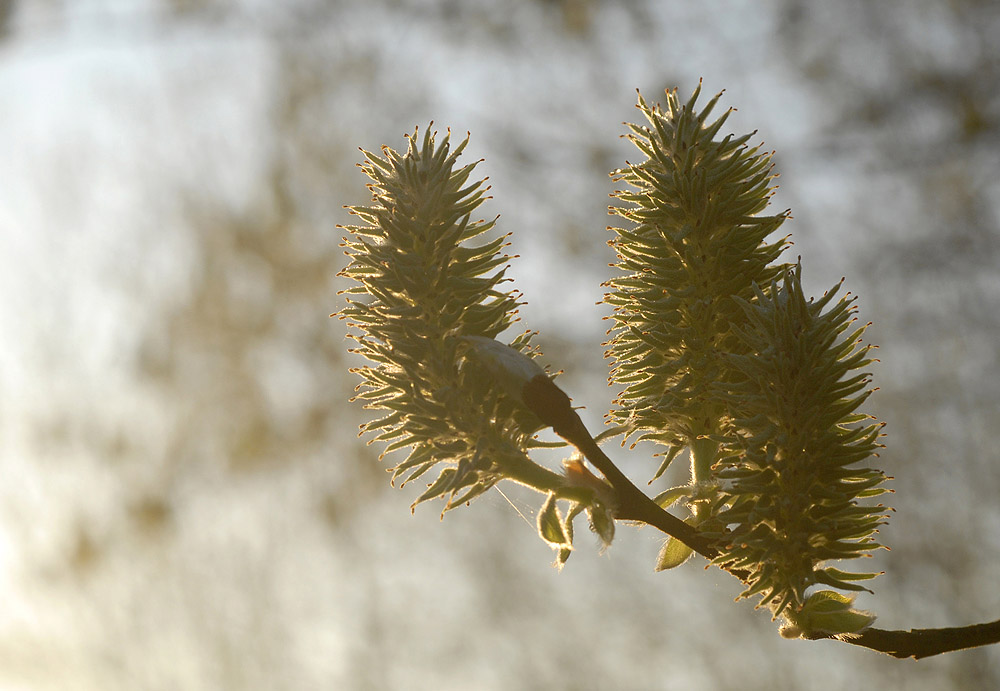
588,502,616,551
820,567,882,582
801,590,854,613
556,547,572,570
537,493,571,548
652,485,692,509
553,501,587,570
649,445,685,483
807,608,876,637
814,568,876,593
655,537,694,571
793,590,876,637
411,468,457,509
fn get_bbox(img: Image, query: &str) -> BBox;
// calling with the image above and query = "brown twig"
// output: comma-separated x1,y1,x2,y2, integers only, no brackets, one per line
520,374,718,558
521,373,1000,659
832,619,1000,659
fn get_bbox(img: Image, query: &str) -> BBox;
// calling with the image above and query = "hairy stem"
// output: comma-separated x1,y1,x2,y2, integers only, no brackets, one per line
690,436,718,485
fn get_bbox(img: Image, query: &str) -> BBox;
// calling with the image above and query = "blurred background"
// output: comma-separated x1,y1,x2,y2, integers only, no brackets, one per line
1,1,999,688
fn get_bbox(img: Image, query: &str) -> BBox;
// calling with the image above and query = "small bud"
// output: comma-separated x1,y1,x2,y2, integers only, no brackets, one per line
464,336,579,439
463,336,545,398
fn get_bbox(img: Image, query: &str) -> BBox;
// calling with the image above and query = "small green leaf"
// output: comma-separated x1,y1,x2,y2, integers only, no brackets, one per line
564,500,585,541
588,502,616,551
789,590,876,638
411,468,456,509
593,425,630,445
556,547,572,570
801,590,854,613
807,608,876,637
537,493,570,548
649,445,685,483
820,567,882,583
655,537,694,571
814,568,876,593
652,485,692,509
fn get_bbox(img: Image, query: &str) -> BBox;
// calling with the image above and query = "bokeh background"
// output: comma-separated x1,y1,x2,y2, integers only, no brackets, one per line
2,1,999,689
